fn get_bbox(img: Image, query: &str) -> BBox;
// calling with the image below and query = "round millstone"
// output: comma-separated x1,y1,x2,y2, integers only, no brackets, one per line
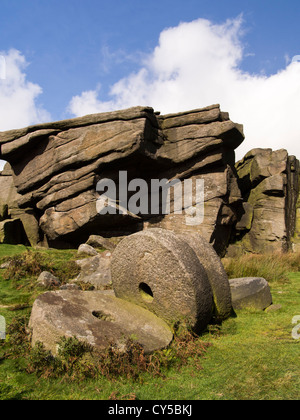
177,233,232,321
29,290,173,355
111,228,213,333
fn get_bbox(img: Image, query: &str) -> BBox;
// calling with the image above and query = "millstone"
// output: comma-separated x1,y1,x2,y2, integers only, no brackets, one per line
29,290,173,354
111,228,213,332
177,233,232,321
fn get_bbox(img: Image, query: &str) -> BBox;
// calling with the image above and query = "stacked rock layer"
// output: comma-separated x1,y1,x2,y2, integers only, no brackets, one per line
227,148,300,255
0,105,244,256
1,106,299,255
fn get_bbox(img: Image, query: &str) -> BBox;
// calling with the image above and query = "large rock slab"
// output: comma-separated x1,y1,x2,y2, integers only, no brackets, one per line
229,277,272,310
111,228,213,333
29,290,173,355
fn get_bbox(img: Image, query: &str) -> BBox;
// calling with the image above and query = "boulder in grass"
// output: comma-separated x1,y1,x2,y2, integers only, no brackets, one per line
29,290,173,355
229,277,272,310
86,235,117,252
77,243,98,257
37,271,61,288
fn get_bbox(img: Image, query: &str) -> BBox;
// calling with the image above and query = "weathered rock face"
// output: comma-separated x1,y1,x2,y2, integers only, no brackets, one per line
1,107,299,256
0,162,43,246
145,107,244,256
0,105,244,255
227,148,300,255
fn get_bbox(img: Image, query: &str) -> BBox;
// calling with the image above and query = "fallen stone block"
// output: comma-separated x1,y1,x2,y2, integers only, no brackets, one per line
75,250,112,290
178,233,232,321
77,243,98,257
264,303,282,312
229,277,272,310
29,290,173,355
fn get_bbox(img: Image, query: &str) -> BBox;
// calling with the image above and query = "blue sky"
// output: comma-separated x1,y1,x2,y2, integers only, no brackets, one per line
0,0,300,164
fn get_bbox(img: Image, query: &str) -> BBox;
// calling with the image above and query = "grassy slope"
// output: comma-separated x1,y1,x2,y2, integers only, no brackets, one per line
0,245,299,400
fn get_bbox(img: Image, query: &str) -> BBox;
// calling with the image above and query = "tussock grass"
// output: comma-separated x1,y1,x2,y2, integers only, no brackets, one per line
222,251,300,283
0,246,79,314
1,314,211,383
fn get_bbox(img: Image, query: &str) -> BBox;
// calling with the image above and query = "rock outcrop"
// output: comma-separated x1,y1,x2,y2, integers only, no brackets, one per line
1,106,299,256
0,105,244,255
227,148,300,255
0,162,43,246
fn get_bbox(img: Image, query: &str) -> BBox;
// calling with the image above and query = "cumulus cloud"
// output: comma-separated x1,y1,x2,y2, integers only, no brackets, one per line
67,84,115,117
0,49,50,131
68,16,300,160
0,49,50,169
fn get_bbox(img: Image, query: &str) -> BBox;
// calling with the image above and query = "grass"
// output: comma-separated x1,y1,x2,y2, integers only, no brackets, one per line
0,244,27,259
0,245,299,400
0,245,79,325
222,251,300,283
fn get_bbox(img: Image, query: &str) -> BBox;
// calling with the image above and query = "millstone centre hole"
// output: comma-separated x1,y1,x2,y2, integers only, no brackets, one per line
92,310,115,322
139,282,154,303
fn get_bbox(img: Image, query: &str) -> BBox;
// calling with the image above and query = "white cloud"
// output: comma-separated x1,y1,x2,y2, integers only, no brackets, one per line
0,49,50,130
0,49,51,170
68,16,300,161
67,84,116,117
